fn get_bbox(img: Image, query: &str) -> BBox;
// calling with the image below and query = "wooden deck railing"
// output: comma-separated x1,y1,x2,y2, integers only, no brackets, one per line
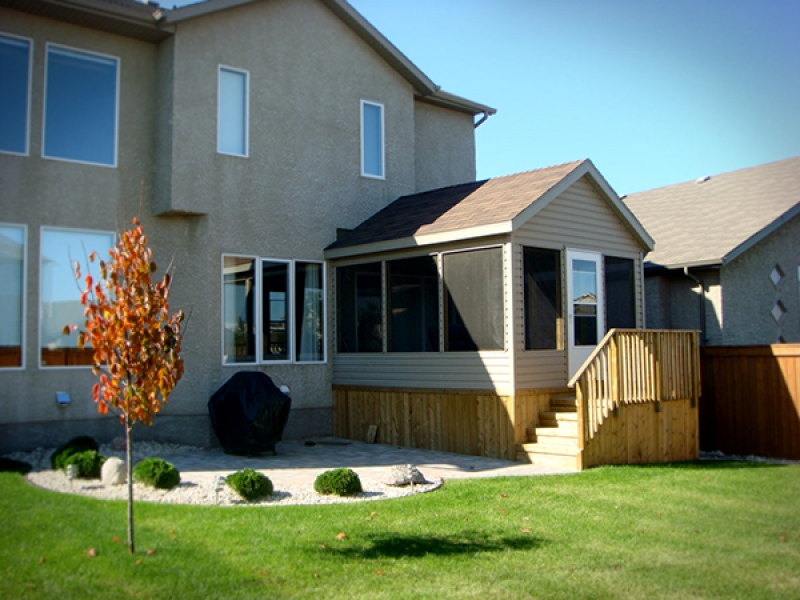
567,329,701,448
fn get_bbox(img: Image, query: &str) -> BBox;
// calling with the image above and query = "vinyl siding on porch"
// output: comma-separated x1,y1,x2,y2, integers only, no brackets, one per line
511,176,645,390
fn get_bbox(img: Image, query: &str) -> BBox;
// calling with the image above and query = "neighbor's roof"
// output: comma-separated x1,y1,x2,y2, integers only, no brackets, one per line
624,156,800,269
325,159,654,259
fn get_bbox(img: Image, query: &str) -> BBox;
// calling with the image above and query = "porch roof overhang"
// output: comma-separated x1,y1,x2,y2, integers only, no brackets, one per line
325,159,655,261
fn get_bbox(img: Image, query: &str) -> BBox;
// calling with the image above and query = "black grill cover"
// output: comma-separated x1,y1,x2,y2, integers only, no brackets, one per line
208,372,292,455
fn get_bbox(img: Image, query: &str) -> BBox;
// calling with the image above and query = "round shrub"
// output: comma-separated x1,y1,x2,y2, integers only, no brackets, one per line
133,457,180,490
226,468,273,501
0,457,32,475
313,468,362,496
50,435,100,470
62,450,105,479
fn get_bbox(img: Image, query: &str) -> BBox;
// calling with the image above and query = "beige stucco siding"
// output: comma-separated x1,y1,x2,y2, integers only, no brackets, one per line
413,101,476,193
512,176,645,389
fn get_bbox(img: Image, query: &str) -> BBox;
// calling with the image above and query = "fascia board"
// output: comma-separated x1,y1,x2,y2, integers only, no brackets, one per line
324,222,511,260
165,0,258,22
722,203,800,265
646,258,723,270
55,0,164,22
419,90,497,117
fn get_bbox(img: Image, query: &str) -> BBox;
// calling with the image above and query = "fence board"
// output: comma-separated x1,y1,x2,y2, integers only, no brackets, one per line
700,345,800,460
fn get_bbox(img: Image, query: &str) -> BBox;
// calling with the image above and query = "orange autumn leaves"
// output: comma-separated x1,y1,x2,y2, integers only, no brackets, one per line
64,218,184,426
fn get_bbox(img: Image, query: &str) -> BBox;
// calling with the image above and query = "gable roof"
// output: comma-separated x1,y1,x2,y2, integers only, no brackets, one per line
624,156,800,269
325,159,654,259
166,0,495,117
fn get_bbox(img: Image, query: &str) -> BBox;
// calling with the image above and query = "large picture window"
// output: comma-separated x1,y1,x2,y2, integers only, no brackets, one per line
605,256,636,329
361,100,384,178
218,66,248,157
387,256,439,352
443,248,504,351
222,256,324,365
523,247,562,350
0,33,31,155
0,224,25,368
40,228,114,367
337,262,382,353
44,44,118,166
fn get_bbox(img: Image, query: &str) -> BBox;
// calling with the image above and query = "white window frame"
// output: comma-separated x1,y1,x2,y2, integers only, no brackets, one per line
38,226,116,370
42,43,120,168
0,33,33,157
0,223,27,370
221,255,327,366
360,99,385,179
217,65,249,158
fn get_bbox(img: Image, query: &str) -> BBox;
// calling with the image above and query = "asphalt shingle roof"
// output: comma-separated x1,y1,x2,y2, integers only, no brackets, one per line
624,156,800,269
327,160,586,250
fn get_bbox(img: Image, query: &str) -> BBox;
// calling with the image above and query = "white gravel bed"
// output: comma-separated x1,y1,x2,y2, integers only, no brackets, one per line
6,442,443,507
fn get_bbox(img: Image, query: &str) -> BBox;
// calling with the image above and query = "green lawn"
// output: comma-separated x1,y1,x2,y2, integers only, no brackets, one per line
2,461,798,599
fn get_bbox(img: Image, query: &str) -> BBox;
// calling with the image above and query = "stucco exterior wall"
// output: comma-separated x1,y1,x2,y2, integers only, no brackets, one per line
721,215,800,344
413,100,476,192
0,0,481,452
0,8,163,450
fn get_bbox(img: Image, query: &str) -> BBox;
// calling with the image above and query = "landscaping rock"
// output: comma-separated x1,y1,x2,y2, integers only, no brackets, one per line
384,464,430,486
102,456,126,486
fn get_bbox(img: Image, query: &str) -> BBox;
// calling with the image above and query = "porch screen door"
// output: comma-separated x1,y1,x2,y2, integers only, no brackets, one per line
566,250,604,378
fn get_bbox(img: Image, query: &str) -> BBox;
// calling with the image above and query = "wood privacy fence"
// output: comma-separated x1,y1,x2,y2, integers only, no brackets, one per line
700,345,800,460
568,329,701,468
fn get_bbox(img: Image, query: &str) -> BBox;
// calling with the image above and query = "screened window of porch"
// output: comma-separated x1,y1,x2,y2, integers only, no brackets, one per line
523,247,562,350
387,256,439,352
337,262,383,352
443,248,504,352
605,256,636,329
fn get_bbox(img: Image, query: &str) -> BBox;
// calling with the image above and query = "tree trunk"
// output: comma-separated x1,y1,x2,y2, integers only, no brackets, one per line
126,416,135,554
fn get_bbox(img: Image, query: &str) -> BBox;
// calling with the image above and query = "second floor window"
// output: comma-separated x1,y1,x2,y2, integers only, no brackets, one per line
218,66,248,157
0,33,31,155
43,44,118,167
361,100,384,178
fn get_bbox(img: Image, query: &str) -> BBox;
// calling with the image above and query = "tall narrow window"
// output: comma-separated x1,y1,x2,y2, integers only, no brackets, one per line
295,262,324,362
0,225,25,368
443,248,504,351
40,228,114,367
387,256,439,352
523,247,562,350
262,261,289,361
361,100,384,178
44,45,118,166
222,256,256,364
0,34,31,155
605,256,636,329
337,263,383,352
218,66,248,156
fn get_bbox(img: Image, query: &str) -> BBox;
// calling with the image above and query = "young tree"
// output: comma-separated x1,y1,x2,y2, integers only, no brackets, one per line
66,218,184,554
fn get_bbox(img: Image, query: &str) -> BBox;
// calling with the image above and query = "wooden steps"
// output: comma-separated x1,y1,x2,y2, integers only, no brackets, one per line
516,394,580,470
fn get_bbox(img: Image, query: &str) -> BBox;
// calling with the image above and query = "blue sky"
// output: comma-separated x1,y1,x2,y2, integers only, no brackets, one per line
168,0,800,194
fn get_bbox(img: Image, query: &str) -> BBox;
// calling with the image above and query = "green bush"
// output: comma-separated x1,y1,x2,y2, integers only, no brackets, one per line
0,458,32,474
226,468,273,501
62,450,105,479
313,468,362,496
50,436,100,470
133,457,180,490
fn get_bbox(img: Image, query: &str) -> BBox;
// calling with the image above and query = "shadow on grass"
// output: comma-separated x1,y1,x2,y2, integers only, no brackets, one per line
327,533,545,559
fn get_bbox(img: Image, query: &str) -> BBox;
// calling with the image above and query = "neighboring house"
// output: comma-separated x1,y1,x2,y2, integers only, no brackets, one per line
0,0,495,453
625,157,800,346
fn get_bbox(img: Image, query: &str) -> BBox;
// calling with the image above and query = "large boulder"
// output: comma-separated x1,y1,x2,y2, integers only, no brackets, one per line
208,371,292,456
101,456,126,486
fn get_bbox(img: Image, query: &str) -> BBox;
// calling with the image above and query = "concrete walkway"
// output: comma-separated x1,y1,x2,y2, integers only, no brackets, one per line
162,437,574,490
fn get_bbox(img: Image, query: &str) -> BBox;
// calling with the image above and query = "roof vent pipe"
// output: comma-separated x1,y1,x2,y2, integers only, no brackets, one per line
695,175,711,184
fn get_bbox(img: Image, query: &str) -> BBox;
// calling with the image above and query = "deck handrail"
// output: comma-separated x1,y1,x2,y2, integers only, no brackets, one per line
567,329,701,447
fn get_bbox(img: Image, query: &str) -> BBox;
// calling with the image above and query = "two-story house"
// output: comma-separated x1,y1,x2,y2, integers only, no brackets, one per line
0,0,494,452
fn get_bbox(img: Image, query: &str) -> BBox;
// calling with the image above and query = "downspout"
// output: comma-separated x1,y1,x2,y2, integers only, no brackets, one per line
474,111,490,128
683,267,707,345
